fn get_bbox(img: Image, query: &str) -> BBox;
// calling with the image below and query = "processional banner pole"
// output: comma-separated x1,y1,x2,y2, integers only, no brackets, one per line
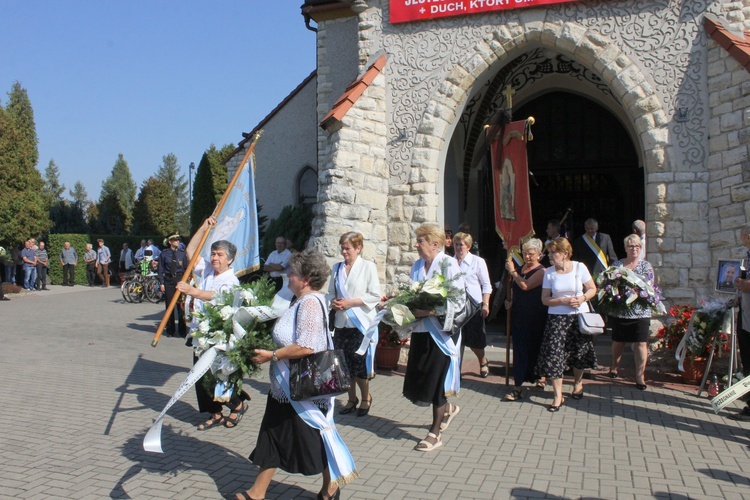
151,131,262,347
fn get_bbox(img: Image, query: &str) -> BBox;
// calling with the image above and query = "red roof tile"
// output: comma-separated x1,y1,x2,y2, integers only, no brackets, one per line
320,53,387,131
705,16,750,73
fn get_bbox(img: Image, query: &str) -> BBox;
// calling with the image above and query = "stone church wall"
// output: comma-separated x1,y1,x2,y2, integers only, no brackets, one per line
706,3,750,295
309,0,747,301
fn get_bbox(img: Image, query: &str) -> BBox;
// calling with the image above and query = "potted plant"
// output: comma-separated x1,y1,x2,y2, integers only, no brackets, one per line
376,324,408,370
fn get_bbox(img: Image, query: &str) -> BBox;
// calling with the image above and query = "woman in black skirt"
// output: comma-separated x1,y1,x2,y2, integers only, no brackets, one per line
403,224,465,452
607,234,655,390
235,250,356,500
453,232,492,377
328,232,382,416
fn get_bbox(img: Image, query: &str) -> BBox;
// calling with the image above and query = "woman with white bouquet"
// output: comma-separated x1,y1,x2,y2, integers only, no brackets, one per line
401,224,466,452
176,216,248,430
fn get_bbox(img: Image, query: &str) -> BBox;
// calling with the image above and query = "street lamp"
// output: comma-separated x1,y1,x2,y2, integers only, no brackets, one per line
188,161,195,217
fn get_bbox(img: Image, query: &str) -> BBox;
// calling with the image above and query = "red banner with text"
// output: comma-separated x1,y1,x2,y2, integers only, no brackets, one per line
491,120,534,253
391,0,580,24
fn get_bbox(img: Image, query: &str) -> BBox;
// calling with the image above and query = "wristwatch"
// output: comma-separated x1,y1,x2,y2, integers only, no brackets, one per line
272,350,278,362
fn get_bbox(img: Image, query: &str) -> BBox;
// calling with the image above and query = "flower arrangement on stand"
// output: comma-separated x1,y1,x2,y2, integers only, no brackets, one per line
191,276,278,397
594,265,666,317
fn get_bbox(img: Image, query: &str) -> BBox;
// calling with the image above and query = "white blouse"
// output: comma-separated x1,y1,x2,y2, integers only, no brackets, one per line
270,293,330,404
327,256,382,329
543,261,591,315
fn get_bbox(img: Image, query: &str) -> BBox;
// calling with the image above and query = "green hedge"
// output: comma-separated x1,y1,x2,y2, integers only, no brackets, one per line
46,233,164,285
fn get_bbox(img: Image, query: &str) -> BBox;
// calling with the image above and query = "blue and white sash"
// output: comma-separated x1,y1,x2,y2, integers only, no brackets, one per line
273,360,359,486
335,263,378,377
410,262,461,397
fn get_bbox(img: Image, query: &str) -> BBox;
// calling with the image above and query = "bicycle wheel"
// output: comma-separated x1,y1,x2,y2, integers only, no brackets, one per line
127,280,144,303
121,279,133,303
145,278,163,303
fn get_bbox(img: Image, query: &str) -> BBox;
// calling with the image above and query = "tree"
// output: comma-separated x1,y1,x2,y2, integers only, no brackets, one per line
98,153,137,234
69,181,88,208
190,143,234,233
5,81,38,171
156,152,189,235
0,85,50,243
132,177,174,235
43,159,66,211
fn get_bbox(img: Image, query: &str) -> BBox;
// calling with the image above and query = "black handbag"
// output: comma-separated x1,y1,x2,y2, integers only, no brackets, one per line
450,291,482,336
289,296,352,401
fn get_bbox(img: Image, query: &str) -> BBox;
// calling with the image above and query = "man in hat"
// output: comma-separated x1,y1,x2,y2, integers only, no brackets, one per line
158,233,188,341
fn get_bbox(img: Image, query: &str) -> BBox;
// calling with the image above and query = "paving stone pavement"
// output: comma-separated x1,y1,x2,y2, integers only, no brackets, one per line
2,285,750,499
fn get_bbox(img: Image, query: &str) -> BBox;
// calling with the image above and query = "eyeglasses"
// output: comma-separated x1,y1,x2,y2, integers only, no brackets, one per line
626,245,641,249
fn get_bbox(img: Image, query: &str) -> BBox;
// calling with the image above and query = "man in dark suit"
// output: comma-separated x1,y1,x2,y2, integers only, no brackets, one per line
158,234,188,341
572,218,618,277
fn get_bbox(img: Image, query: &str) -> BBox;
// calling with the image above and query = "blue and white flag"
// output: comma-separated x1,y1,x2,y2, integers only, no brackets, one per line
201,153,260,277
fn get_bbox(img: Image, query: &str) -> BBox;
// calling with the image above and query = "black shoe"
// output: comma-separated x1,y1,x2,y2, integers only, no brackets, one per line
357,397,373,417
0,297,9,301
339,399,358,415
185,338,193,347
635,383,648,391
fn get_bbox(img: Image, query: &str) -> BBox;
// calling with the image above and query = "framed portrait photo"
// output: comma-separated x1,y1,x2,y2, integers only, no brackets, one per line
716,259,743,294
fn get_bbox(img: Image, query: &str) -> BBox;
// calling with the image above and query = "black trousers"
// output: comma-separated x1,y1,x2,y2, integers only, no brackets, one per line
35,263,47,289
86,263,96,285
193,353,249,414
62,264,76,286
163,280,187,337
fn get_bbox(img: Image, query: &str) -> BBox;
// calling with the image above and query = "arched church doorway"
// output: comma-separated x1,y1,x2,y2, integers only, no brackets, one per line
475,91,643,279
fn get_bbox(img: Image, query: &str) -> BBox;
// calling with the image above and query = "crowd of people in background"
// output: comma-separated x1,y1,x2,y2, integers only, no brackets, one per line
0,235,189,293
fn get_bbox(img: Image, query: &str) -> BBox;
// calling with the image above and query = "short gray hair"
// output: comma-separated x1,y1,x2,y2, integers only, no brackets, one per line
522,238,543,253
632,219,646,236
211,240,237,262
289,249,330,291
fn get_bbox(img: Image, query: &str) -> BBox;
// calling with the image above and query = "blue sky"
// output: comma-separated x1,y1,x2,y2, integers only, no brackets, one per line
1,1,316,201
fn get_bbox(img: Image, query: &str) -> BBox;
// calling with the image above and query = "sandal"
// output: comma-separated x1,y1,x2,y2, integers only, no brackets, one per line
234,492,263,500
504,389,523,401
339,398,359,415
197,414,225,431
606,371,619,379
480,359,490,378
440,403,461,431
224,402,248,428
535,378,546,388
414,432,442,452
548,397,566,413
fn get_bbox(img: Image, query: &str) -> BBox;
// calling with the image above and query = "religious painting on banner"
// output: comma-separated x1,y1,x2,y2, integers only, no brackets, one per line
490,119,534,253
390,0,581,24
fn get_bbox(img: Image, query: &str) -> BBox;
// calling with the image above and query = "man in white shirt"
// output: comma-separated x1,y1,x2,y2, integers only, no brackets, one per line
120,243,135,273
263,236,292,292
632,219,646,260
134,239,147,263
146,239,162,261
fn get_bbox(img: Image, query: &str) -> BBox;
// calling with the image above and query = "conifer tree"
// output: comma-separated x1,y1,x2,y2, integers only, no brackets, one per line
156,152,189,234
98,153,137,234
133,177,174,235
43,159,66,208
0,84,50,242
190,144,233,233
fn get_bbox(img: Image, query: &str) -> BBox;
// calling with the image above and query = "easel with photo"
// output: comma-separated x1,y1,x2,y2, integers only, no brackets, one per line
696,259,744,397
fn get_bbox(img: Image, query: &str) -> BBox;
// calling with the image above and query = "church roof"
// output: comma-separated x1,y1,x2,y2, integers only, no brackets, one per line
320,53,387,131
705,16,750,73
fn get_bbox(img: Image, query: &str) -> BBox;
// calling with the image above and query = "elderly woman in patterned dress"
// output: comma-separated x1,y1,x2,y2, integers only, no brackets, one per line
607,233,656,390
536,237,598,412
